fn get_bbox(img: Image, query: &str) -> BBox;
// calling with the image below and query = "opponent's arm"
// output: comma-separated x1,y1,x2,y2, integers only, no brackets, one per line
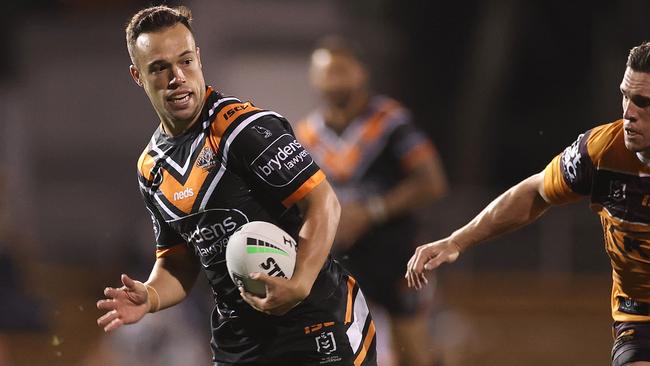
406,171,552,289
96,247,199,332
242,180,340,315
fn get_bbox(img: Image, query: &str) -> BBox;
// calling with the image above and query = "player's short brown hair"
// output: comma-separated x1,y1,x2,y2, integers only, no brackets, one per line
627,41,650,73
125,5,193,62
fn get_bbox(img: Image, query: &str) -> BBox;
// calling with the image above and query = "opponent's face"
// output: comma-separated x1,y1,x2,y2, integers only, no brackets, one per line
310,50,367,109
129,23,205,128
621,67,650,155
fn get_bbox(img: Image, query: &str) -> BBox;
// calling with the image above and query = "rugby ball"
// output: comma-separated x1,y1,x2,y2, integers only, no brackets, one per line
226,221,297,297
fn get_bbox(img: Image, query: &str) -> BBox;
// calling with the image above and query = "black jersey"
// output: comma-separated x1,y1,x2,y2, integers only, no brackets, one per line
137,87,349,363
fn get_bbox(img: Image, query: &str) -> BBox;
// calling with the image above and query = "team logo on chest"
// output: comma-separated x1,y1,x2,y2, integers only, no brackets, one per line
195,146,217,170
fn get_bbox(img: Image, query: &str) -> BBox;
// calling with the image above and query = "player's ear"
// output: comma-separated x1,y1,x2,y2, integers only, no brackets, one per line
129,65,143,87
196,46,203,69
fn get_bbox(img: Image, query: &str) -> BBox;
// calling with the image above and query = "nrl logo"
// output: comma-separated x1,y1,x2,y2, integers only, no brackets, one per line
315,331,337,355
195,146,217,170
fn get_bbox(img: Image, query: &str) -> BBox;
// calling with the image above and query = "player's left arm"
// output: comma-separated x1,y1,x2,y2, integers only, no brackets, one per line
234,114,340,315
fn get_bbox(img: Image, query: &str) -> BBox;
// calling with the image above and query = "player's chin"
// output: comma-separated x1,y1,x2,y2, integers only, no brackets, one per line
624,137,648,152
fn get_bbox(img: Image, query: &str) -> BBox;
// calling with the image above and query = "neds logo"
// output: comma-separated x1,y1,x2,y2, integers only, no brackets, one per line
173,187,194,201
251,134,314,187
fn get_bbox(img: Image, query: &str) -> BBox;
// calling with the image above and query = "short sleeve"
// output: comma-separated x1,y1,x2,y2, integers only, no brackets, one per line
138,176,186,258
543,130,594,204
390,119,437,172
229,115,325,208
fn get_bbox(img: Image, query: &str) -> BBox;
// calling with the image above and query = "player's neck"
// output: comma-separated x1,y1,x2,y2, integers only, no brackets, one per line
324,91,369,134
160,107,204,137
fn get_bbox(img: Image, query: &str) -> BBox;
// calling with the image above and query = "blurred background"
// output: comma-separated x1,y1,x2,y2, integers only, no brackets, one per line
2,0,650,365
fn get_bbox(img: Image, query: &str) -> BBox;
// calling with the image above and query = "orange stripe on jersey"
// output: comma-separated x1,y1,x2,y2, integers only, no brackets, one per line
344,275,356,324
401,142,436,171
360,100,401,143
281,170,326,208
354,320,376,366
210,102,261,145
158,147,213,213
138,151,156,182
295,120,319,146
323,147,361,181
155,243,187,258
542,154,582,204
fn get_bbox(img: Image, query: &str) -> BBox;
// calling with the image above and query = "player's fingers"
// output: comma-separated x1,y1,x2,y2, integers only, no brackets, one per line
121,273,136,289
97,309,119,328
103,287,122,299
239,287,268,314
103,318,124,333
96,299,118,311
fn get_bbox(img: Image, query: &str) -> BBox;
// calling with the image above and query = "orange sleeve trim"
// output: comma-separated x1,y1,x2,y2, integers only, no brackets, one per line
401,142,436,171
542,155,582,204
354,320,376,366
344,275,356,325
281,169,326,208
155,243,187,258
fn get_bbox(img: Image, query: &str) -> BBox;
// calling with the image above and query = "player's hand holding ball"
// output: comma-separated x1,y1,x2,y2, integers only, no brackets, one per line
406,238,461,290
239,273,309,316
226,221,301,315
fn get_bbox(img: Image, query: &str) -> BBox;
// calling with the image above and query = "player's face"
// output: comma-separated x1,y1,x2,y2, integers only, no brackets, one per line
129,23,205,128
621,67,650,155
310,50,367,109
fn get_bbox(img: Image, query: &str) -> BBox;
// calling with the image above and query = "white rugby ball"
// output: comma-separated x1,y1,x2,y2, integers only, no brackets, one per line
226,221,297,297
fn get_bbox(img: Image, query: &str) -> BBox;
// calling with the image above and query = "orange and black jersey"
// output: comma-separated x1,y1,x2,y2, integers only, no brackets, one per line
544,120,650,322
136,88,345,359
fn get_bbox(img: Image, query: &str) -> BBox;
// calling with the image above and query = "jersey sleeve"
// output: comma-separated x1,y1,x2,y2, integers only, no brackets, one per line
389,117,438,172
229,114,325,208
137,174,186,258
543,130,594,204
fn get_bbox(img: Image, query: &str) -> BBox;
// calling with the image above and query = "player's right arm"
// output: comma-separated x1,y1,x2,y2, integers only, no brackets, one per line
96,245,199,332
407,127,599,289
97,166,200,332
406,171,551,289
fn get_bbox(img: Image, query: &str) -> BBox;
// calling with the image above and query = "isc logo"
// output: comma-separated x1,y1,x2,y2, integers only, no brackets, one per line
173,187,194,201
223,104,249,120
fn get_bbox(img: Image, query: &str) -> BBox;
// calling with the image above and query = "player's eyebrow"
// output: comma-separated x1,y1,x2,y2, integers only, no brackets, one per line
147,50,194,69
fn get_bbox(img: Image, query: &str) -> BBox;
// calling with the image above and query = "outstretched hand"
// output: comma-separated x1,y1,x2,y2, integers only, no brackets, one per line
239,273,307,316
406,238,460,290
96,274,150,332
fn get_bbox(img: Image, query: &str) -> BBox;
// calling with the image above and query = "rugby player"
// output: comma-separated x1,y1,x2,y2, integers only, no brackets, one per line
296,37,448,366
96,6,376,365
406,41,650,366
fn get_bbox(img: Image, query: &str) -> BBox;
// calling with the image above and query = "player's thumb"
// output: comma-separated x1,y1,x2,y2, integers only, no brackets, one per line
249,272,272,284
121,273,136,289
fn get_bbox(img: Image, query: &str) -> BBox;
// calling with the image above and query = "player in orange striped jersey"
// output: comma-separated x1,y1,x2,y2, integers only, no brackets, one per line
297,37,448,366
96,6,376,366
407,41,650,366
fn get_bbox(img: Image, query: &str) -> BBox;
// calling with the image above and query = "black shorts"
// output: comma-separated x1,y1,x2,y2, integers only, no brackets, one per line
213,273,377,366
612,321,650,366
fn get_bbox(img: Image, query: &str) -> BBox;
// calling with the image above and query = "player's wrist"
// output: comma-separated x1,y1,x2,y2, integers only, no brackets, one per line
365,196,388,224
447,236,464,255
145,283,161,313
